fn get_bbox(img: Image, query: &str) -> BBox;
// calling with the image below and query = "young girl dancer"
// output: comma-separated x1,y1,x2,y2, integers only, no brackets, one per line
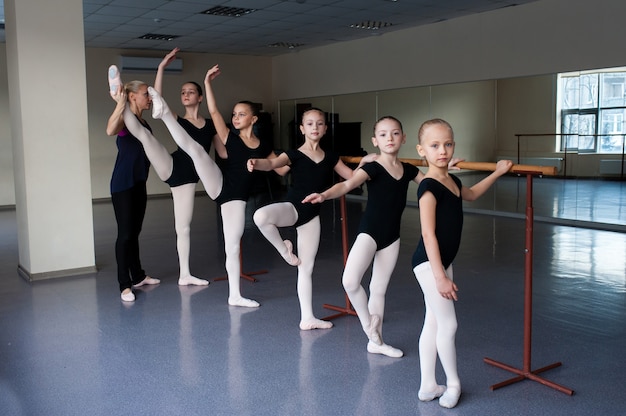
247,107,375,330
303,116,423,357
413,118,511,408
106,76,160,302
123,64,281,307
152,48,226,286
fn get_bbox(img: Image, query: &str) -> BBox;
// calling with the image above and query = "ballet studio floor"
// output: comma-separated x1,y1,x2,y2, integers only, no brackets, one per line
0,174,625,415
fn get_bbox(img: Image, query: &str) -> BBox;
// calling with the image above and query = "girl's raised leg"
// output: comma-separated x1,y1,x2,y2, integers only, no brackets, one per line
122,104,173,181
253,202,300,266
148,86,223,199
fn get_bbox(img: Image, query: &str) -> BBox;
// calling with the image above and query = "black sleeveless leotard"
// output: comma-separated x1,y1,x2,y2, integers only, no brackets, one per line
214,131,273,205
165,116,217,187
357,161,420,250
284,149,340,227
411,175,463,269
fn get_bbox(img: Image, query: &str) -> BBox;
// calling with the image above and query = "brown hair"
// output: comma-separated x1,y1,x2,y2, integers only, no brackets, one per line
373,115,403,135
300,107,326,124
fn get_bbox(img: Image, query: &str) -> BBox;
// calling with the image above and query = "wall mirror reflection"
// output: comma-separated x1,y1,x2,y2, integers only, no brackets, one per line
278,70,626,230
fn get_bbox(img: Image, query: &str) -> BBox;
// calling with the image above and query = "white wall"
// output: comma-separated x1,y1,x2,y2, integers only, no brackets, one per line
0,44,14,206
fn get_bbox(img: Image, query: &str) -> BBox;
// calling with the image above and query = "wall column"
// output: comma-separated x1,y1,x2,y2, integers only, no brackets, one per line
5,0,96,280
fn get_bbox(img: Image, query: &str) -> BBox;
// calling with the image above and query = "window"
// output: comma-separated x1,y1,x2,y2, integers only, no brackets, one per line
558,68,626,154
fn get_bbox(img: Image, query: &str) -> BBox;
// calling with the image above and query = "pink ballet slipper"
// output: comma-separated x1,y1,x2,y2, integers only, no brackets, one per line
108,65,122,98
283,240,301,266
148,86,171,119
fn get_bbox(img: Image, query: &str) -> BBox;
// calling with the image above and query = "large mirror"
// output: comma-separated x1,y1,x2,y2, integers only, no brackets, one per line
277,72,626,229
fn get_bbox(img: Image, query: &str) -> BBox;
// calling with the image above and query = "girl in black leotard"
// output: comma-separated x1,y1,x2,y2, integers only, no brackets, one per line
247,108,375,330
151,48,227,286
303,116,425,357
413,119,511,409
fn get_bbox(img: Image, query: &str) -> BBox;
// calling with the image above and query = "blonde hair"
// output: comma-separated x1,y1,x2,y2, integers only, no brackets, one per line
124,80,147,94
418,118,453,144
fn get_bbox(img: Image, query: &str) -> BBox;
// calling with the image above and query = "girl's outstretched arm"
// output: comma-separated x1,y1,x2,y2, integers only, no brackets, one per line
333,153,378,181
461,159,512,201
302,168,369,204
154,47,179,94
203,65,229,144
247,152,291,174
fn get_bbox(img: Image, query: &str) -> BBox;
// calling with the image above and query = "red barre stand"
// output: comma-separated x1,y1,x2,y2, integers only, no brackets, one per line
483,172,574,395
213,242,268,283
322,194,357,320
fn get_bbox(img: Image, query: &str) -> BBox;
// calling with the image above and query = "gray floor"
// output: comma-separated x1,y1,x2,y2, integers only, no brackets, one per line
1,175,625,415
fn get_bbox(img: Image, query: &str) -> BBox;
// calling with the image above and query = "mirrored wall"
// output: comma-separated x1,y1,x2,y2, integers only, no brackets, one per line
276,75,626,229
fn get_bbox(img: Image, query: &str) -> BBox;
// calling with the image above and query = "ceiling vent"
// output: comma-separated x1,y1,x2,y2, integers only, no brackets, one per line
138,33,179,41
268,42,304,49
349,21,393,30
200,6,256,17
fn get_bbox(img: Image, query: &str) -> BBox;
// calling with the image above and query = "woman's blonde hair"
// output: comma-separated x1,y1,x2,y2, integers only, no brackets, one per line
124,80,147,94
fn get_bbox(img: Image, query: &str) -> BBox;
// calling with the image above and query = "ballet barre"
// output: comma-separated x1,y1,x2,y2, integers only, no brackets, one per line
340,156,558,176
330,156,573,395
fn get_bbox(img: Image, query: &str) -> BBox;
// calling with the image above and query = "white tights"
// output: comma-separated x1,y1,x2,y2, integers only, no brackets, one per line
253,203,329,328
170,184,196,278
123,107,205,284
146,92,223,200
342,234,400,340
123,105,173,182
125,93,254,302
414,262,460,392
220,200,249,303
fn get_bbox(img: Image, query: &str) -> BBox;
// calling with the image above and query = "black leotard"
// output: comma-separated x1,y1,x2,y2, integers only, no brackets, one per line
411,175,463,269
357,161,420,250
215,131,273,205
284,149,339,227
165,116,216,187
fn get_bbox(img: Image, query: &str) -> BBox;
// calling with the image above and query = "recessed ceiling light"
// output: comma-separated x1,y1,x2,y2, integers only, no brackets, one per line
138,33,179,41
200,6,256,17
350,21,393,30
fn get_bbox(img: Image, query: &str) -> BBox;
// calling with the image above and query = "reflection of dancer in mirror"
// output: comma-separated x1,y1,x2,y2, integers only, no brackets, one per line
124,64,281,307
303,116,425,356
247,108,375,330
413,118,512,408
105,73,160,302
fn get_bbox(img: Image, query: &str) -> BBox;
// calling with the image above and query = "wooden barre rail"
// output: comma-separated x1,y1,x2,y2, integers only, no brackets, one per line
340,156,557,176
